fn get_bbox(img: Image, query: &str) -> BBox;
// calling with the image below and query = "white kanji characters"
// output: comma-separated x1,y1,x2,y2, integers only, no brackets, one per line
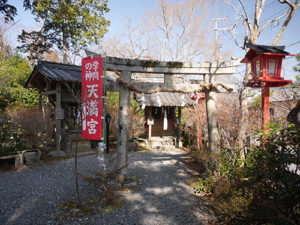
85,71,99,81
92,71,99,80
82,58,103,138
85,62,92,71
85,72,93,81
92,61,99,72
84,60,100,81
87,84,99,98
87,100,99,117
87,119,98,134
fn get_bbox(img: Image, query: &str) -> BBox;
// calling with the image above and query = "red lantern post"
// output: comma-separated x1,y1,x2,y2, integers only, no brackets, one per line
192,93,206,146
262,84,270,130
241,44,295,130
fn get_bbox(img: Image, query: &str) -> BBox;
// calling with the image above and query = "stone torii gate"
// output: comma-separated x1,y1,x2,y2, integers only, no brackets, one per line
98,55,240,176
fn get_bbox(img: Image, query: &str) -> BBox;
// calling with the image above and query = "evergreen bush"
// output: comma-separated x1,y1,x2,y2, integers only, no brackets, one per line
197,123,300,224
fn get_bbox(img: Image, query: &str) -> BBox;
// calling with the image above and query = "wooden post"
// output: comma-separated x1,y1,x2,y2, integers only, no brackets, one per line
46,81,52,140
147,108,153,140
117,70,131,179
55,82,62,152
97,142,105,174
262,84,270,131
105,114,111,154
148,124,152,139
38,91,45,118
204,74,220,154
176,107,181,148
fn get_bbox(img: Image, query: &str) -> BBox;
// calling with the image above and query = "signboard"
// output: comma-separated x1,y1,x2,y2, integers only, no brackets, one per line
147,118,154,125
81,56,104,140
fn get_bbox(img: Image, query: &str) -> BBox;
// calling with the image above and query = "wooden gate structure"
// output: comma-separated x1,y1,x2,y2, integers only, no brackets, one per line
25,56,240,176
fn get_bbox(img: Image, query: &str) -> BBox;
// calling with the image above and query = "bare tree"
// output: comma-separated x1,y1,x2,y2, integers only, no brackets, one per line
222,0,299,157
102,0,213,62
0,18,16,55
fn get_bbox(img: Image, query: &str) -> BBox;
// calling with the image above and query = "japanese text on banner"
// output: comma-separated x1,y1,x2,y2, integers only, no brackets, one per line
81,57,103,140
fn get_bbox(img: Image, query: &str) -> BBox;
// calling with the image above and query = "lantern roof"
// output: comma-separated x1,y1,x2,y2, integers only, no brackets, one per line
241,43,293,63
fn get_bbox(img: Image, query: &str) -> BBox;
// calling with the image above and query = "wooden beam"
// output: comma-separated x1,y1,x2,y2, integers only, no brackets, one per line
61,95,78,103
42,90,56,95
117,70,131,179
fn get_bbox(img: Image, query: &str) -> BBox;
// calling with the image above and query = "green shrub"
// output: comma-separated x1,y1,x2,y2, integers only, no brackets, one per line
7,106,50,148
0,120,26,155
199,123,300,224
195,177,214,193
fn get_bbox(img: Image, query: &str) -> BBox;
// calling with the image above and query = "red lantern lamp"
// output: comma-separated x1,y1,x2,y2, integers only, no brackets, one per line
241,44,295,130
241,44,294,87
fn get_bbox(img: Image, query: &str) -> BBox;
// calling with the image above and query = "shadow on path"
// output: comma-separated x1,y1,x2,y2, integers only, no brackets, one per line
0,149,215,225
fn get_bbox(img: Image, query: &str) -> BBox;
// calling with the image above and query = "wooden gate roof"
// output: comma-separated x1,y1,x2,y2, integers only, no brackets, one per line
135,92,196,107
25,60,115,90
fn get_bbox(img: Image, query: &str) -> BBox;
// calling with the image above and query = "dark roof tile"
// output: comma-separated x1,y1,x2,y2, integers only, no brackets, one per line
246,43,290,54
36,60,82,82
135,92,196,107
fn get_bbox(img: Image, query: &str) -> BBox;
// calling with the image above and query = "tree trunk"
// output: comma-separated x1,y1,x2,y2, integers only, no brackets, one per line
63,41,67,63
62,17,68,64
236,63,252,159
237,28,257,157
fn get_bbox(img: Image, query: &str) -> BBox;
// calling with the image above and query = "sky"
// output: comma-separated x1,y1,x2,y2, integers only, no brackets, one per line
4,0,300,81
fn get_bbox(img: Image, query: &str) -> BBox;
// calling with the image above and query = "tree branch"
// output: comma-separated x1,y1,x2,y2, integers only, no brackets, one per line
223,0,245,20
254,0,266,30
272,0,299,45
259,10,289,36
279,0,295,7
257,0,266,22
238,0,253,32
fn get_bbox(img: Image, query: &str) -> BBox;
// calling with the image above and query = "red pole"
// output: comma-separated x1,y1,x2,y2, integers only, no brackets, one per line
262,84,270,131
191,93,205,147
198,99,202,147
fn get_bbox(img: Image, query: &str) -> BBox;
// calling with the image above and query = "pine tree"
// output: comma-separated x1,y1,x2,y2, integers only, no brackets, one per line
293,53,300,84
0,0,32,22
18,0,110,63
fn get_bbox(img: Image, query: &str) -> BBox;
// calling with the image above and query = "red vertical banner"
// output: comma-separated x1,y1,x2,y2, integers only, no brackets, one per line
81,56,103,140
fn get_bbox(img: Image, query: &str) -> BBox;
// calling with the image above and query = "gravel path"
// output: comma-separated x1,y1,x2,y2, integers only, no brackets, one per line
0,149,215,225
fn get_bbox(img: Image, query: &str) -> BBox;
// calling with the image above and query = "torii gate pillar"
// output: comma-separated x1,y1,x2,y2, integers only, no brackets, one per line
204,74,220,154
117,70,131,180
